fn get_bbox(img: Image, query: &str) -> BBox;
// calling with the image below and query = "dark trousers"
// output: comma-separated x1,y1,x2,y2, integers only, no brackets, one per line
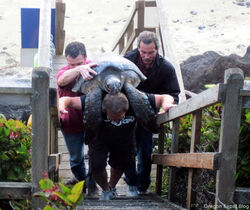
124,126,153,192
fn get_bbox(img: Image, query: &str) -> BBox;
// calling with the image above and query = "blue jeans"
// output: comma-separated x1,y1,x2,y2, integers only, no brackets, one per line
124,126,153,192
62,131,86,181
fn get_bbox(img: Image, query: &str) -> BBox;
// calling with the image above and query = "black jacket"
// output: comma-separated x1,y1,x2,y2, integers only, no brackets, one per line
124,49,180,103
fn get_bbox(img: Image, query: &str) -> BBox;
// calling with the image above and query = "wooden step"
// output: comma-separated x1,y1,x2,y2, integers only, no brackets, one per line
78,194,172,209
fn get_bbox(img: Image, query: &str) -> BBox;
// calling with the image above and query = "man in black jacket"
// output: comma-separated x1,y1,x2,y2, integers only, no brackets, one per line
59,91,175,200
124,31,180,196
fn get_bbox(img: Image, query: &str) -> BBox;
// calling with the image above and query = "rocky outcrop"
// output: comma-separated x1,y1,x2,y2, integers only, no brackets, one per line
181,46,250,93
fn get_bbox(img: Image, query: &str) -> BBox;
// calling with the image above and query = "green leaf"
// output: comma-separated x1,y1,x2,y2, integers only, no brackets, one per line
39,178,54,190
53,191,73,206
68,181,84,203
71,180,84,195
246,111,250,123
59,182,71,194
7,170,17,180
43,205,54,210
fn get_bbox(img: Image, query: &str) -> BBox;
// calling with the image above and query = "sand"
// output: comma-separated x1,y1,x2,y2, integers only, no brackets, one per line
0,0,249,80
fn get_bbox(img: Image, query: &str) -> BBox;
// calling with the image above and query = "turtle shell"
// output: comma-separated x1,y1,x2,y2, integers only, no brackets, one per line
72,55,146,94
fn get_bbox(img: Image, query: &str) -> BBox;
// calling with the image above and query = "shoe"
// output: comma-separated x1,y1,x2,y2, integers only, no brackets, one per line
126,185,138,197
64,176,79,185
87,185,99,197
110,187,118,198
99,190,113,201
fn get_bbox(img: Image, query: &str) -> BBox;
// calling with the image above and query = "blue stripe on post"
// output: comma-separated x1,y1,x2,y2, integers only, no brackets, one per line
21,8,55,48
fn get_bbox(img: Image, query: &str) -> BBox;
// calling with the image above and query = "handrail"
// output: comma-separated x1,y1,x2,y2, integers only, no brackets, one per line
153,68,250,209
111,0,157,55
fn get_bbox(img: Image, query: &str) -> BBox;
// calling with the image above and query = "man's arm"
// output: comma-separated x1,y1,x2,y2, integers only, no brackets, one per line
59,96,82,114
154,94,175,114
57,63,98,87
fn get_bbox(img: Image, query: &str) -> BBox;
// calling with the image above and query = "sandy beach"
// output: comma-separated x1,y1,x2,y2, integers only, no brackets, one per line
0,0,249,80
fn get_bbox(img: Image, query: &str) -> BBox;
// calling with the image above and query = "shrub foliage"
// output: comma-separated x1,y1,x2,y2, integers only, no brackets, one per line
0,117,32,181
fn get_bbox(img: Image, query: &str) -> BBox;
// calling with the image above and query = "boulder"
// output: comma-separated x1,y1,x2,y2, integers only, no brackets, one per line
181,46,250,93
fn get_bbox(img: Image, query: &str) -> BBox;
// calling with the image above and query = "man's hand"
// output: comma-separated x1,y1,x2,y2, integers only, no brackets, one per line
155,94,176,114
58,96,82,114
59,97,69,114
158,104,176,114
77,63,98,81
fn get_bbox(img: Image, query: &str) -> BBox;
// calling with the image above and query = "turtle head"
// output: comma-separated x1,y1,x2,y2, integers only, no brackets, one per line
102,74,124,94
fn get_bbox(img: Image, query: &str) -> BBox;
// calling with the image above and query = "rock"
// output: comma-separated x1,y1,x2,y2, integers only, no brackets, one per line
190,11,197,15
181,46,250,93
0,104,31,122
180,51,220,92
198,25,206,30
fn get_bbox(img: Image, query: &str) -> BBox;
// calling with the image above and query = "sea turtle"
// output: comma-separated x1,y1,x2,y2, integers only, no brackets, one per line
72,55,160,144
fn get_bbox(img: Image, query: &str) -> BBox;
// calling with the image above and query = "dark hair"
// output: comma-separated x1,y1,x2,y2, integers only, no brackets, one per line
102,92,129,114
64,41,87,58
137,31,159,50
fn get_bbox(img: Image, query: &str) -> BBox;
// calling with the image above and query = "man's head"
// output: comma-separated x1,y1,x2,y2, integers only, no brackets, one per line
137,31,159,66
102,92,129,123
65,41,87,69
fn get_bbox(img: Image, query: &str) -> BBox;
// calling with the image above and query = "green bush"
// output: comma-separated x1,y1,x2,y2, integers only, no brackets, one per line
0,116,32,182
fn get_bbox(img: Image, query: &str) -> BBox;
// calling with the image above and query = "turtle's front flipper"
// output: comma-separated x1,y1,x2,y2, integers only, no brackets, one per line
123,83,160,133
83,88,103,144
72,76,84,93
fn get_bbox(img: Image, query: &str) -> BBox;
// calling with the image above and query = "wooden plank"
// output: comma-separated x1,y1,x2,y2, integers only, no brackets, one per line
136,0,145,32
145,1,157,7
0,87,32,106
126,21,134,52
0,182,31,199
121,30,137,55
187,111,202,209
157,83,226,125
49,153,61,173
168,119,179,202
215,68,244,207
136,0,145,33
155,125,165,195
0,87,32,95
242,96,250,108
152,153,221,170
31,67,50,208
111,3,137,51
234,187,250,204
55,1,65,55
241,85,250,108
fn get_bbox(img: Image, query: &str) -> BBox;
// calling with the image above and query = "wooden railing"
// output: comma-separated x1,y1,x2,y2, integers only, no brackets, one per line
112,0,157,55
153,68,250,209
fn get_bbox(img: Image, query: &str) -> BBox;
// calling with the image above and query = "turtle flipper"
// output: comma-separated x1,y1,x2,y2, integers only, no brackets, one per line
72,76,84,93
123,83,160,133
83,88,103,144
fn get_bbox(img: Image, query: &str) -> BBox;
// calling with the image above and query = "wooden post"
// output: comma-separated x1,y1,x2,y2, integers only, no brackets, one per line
55,0,65,55
136,0,145,33
215,68,244,209
187,110,202,209
31,67,50,208
155,124,165,195
168,118,180,202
